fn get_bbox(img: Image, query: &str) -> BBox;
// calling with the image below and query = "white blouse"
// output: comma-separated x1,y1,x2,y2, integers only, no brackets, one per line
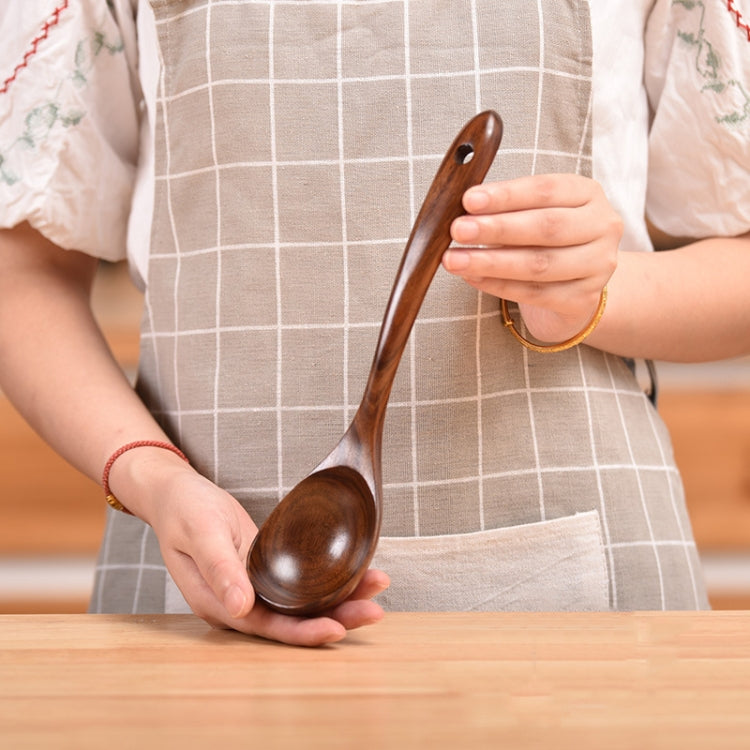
2,0,749,288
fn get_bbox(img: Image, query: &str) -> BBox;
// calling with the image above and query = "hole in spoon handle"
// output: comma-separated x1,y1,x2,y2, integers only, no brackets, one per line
357,110,503,430
455,142,476,164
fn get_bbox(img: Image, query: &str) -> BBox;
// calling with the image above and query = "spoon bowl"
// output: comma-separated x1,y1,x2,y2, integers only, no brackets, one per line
246,464,376,614
247,111,503,616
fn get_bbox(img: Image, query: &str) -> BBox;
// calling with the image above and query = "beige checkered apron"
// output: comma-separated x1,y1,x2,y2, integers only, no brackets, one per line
90,0,708,614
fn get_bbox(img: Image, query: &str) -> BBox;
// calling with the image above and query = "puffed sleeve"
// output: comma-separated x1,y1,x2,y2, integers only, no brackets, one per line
645,0,750,238
0,1,140,260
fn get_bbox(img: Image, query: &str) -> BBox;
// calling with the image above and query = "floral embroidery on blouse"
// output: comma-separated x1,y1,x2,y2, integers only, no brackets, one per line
674,0,750,128
0,28,125,187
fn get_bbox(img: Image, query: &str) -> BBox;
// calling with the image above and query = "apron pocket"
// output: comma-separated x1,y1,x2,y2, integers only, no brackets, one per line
372,510,609,612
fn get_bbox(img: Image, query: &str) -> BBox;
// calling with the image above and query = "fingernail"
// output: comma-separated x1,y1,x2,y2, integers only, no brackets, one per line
465,188,489,211
443,249,470,271
224,584,247,618
452,217,480,242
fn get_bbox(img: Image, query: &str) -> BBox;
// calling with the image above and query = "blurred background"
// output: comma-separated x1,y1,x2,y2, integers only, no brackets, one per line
1,262,749,613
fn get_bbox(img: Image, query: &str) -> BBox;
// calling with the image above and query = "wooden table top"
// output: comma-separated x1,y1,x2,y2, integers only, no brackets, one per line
1,612,749,749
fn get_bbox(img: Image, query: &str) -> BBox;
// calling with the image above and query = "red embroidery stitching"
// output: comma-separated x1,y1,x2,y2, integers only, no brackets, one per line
727,0,750,42
0,1,71,96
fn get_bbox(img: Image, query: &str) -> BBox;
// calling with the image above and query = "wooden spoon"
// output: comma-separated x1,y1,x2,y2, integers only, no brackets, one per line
246,110,503,616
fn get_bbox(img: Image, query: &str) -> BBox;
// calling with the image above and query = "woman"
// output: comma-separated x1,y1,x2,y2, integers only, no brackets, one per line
1,0,748,645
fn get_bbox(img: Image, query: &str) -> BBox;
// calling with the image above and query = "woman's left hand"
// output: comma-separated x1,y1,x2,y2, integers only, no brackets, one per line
443,174,621,344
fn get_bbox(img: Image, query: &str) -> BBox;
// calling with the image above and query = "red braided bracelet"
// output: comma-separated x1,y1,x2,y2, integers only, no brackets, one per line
102,440,189,515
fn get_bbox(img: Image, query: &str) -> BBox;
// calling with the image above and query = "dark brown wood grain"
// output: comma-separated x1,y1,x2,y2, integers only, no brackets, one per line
246,111,503,616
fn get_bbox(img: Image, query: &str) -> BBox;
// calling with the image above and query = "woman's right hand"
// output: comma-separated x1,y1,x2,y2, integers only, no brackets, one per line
109,447,390,647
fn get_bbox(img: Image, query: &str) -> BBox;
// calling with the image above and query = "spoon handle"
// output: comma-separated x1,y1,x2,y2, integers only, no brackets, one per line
356,110,503,434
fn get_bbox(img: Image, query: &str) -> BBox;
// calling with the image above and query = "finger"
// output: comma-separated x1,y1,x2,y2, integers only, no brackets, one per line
443,242,602,284
237,571,389,644
234,603,349,647
163,545,254,623
327,599,385,630
179,528,256,619
346,568,390,601
452,204,611,249
463,173,593,215
322,569,390,630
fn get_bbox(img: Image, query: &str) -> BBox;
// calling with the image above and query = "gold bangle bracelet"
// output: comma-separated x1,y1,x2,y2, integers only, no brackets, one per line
500,286,608,354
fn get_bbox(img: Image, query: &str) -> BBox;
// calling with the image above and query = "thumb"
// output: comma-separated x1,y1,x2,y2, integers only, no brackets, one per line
192,531,256,619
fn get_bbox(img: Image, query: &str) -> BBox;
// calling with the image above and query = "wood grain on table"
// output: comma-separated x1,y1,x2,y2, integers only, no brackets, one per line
1,612,749,749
